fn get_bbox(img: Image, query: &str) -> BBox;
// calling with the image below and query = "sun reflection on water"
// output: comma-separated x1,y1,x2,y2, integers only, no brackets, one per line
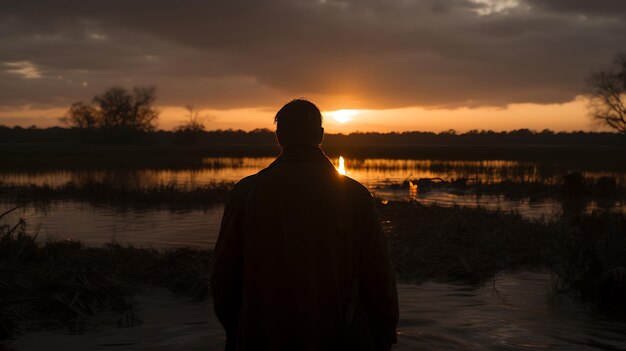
337,156,347,175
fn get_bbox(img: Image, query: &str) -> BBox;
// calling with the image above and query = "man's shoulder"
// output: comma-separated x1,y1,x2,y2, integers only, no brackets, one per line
231,174,260,194
340,175,373,201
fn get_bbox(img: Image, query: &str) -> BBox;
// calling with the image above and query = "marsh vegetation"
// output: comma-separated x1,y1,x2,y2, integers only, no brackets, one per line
2,143,626,343
0,208,211,339
2,200,625,340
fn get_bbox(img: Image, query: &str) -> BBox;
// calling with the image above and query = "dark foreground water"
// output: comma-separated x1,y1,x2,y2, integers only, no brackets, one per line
2,202,224,248
6,272,626,351
397,272,626,350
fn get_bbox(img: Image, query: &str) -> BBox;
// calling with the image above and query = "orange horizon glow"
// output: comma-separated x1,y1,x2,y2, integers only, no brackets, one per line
0,96,607,133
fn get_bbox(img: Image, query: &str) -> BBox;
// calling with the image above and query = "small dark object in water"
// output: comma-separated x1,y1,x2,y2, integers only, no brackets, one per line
596,176,617,197
413,177,448,192
451,178,478,189
562,172,586,196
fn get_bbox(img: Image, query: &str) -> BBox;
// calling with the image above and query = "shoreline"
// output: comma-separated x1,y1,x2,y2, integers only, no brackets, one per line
4,143,626,170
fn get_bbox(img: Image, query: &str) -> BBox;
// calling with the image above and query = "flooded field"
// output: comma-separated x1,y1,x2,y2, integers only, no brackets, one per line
1,156,625,247
3,156,626,190
2,155,626,349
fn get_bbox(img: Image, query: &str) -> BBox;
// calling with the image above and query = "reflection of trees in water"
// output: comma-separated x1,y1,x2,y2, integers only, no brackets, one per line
336,158,626,186
201,157,274,169
67,168,240,190
426,161,541,184
559,172,626,218
6,157,626,192
70,170,160,190
338,159,554,184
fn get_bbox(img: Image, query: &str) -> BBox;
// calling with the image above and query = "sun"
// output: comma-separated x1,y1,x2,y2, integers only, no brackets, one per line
326,109,360,124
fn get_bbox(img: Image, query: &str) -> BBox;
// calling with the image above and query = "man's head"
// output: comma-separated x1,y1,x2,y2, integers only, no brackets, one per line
275,99,324,147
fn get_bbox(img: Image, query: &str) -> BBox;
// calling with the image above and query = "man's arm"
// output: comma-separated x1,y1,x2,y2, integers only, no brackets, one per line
359,197,399,348
210,180,249,338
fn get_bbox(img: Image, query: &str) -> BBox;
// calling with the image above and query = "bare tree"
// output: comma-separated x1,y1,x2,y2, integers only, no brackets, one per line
60,102,98,129
175,105,208,133
61,86,159,132
93,86,159,132
174,106,211,145
587,54,626,135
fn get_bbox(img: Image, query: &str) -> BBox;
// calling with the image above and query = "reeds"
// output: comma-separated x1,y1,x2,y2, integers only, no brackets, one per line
378,200,626,314
0,210,211,339
379,201,554,284
550,211,626,314
0,181,233,210
2,199,625,339
386,174,626,201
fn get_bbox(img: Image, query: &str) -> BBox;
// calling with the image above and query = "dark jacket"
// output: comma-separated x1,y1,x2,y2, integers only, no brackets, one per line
211,146,398,351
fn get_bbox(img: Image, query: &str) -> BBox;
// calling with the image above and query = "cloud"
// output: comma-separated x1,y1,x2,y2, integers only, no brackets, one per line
0,0,625,111
4,61,42,79
469,0,523,16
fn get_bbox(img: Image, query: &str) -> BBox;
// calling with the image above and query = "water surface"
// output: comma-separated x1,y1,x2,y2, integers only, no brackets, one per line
2,157,626,349
3,157,626,189
7,272,626,350
1,156,625,247
397,272,626,350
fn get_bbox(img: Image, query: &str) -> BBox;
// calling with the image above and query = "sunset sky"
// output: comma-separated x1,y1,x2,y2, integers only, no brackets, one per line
1,0,625,133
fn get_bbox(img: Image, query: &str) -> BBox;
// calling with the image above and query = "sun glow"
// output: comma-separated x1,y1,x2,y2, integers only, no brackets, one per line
326,109,359,124
337,156,347,175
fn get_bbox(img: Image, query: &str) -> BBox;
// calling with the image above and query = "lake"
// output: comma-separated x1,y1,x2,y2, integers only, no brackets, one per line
2,155,626,350
1,156,625,248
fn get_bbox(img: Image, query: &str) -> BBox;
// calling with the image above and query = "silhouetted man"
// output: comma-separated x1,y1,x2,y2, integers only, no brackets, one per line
211,99,399,350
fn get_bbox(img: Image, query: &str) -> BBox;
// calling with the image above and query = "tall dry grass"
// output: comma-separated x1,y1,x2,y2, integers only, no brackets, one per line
0,207,211,339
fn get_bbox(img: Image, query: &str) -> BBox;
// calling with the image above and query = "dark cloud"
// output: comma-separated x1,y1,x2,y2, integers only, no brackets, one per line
0,0,625,111
525,0,626,16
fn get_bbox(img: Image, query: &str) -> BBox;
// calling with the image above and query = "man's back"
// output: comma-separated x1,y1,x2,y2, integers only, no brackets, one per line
211,100,397,351
211,147,398,350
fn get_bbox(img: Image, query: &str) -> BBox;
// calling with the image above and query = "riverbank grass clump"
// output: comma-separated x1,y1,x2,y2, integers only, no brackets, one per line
0,208,211,340
377,200,626,313
550,211,626,314
378,201,555,284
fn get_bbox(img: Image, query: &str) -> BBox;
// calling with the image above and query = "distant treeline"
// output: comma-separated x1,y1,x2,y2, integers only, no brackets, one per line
1,125,624,146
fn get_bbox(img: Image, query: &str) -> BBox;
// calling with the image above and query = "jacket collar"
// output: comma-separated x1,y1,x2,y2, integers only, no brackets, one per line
269,145,336,170
280,145,325,160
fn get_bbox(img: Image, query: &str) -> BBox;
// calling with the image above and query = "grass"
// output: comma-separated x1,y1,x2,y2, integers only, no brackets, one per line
2,172,625,212
2,200,625,339
0,208,211,339
377,201,554,284
384,174,626,202
550,211,626,314
376,200,626,314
